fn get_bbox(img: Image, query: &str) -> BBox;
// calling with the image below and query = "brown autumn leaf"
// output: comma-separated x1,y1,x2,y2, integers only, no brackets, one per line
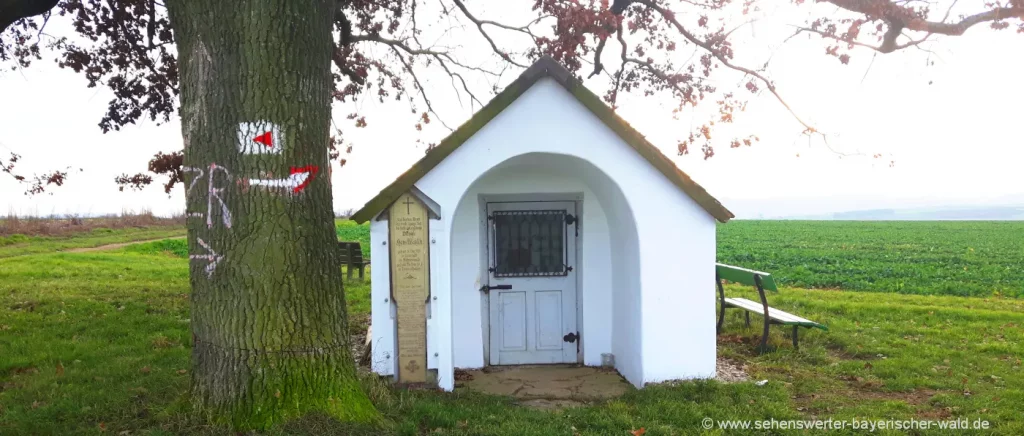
631,428,647,436
98,422,107,432
56,361,65,377
176,369,187,375
140,366,151,374
863,362,873,370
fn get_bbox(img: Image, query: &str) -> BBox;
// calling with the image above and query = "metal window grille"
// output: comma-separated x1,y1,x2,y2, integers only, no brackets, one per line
491,210,567,277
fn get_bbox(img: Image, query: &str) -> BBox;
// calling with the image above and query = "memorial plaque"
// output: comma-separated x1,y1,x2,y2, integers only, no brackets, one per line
388,192,430,383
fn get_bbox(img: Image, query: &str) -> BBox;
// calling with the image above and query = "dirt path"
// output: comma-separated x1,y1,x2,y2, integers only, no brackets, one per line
63,236,185,253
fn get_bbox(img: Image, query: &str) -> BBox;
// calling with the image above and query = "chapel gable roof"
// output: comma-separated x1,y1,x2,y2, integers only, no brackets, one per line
350,56,734,223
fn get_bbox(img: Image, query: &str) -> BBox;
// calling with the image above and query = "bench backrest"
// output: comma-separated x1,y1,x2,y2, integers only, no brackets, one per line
338,241,365,265
716,263,778,292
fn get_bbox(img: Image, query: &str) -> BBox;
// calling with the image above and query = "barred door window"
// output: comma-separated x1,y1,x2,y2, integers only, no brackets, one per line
491,210,567,277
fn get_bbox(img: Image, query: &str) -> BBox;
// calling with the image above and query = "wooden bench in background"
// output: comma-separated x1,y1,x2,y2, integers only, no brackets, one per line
716,263,827,352
338,241,370,280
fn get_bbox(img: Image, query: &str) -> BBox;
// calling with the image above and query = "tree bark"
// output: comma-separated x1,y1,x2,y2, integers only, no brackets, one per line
164,0,375,428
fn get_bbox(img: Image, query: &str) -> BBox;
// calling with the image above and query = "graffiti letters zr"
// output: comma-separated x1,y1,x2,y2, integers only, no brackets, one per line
182,165,232,229
185,163,232,279
206,163,232,229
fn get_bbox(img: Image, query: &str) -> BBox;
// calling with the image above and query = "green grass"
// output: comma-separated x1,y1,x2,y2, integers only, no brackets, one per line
719,220,1024,297
2,220,1024,434
0,227,186,259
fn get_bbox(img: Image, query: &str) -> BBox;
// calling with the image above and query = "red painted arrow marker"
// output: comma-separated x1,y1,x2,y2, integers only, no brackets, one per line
253,132,274,147
290,166,319,193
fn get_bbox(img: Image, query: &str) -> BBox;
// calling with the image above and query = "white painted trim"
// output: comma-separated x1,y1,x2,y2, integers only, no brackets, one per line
369,220,395,376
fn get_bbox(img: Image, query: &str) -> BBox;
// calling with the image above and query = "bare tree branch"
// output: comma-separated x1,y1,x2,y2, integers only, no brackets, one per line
431,53,484,109
634,0,820,134
450,0,527,67
791,25,931,53
589,35,608,78
390,47,453,131
824,0,1022,38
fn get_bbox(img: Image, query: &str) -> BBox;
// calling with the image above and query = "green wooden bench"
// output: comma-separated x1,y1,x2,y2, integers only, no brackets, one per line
338,241,370,280
716,263,827,351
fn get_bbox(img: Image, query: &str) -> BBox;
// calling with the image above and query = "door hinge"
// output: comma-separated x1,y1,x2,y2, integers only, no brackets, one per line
563,331,581,354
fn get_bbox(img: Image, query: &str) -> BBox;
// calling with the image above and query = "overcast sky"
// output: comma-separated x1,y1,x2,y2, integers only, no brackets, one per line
2,3,1022,218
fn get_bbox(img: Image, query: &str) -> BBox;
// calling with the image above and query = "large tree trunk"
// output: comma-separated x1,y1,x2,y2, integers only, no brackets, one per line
165,0,375,428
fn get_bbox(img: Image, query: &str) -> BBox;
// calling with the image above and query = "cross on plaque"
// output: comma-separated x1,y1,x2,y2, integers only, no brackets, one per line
403,196,416,214
404,359,421,373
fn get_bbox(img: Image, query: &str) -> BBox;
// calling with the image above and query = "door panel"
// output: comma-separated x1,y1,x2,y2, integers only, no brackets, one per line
499,291,527,351
486,201,577,365
534,290,563,350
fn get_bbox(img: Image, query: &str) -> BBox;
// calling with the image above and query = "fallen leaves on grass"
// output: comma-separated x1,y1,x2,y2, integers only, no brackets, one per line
631,428,646,436
56,361,64,376
139,366,151,374
151,335,177,349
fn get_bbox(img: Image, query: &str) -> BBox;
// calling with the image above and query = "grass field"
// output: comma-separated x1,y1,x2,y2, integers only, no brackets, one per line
1,221,1023,434
0,227,186,259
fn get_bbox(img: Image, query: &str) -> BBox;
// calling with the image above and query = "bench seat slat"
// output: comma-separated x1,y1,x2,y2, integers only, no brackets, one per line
722,297,827,330
724,298,807,324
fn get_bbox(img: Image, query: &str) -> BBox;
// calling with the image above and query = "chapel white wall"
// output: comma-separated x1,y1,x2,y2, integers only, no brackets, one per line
370,77,719,389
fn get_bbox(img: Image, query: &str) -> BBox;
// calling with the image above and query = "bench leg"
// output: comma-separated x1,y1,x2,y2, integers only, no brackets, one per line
358,265,365,280
347,264,353,280
792,326,799,350
758,325,770,353
754,274,771,354
744,312,751,327
716,276,726,334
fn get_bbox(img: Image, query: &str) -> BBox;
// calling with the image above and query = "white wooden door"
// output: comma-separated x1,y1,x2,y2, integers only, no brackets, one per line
486,201,578,365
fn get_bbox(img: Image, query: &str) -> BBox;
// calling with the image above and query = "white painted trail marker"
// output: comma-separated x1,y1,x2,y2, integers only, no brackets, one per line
206,163,233,228
248,166,319,194
190,238,223,278
237,121,283,154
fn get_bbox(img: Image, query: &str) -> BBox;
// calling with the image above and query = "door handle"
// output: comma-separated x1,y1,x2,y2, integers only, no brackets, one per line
479,284,512,294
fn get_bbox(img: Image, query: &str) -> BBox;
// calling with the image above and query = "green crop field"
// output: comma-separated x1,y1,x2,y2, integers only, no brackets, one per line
719,220,1024,298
